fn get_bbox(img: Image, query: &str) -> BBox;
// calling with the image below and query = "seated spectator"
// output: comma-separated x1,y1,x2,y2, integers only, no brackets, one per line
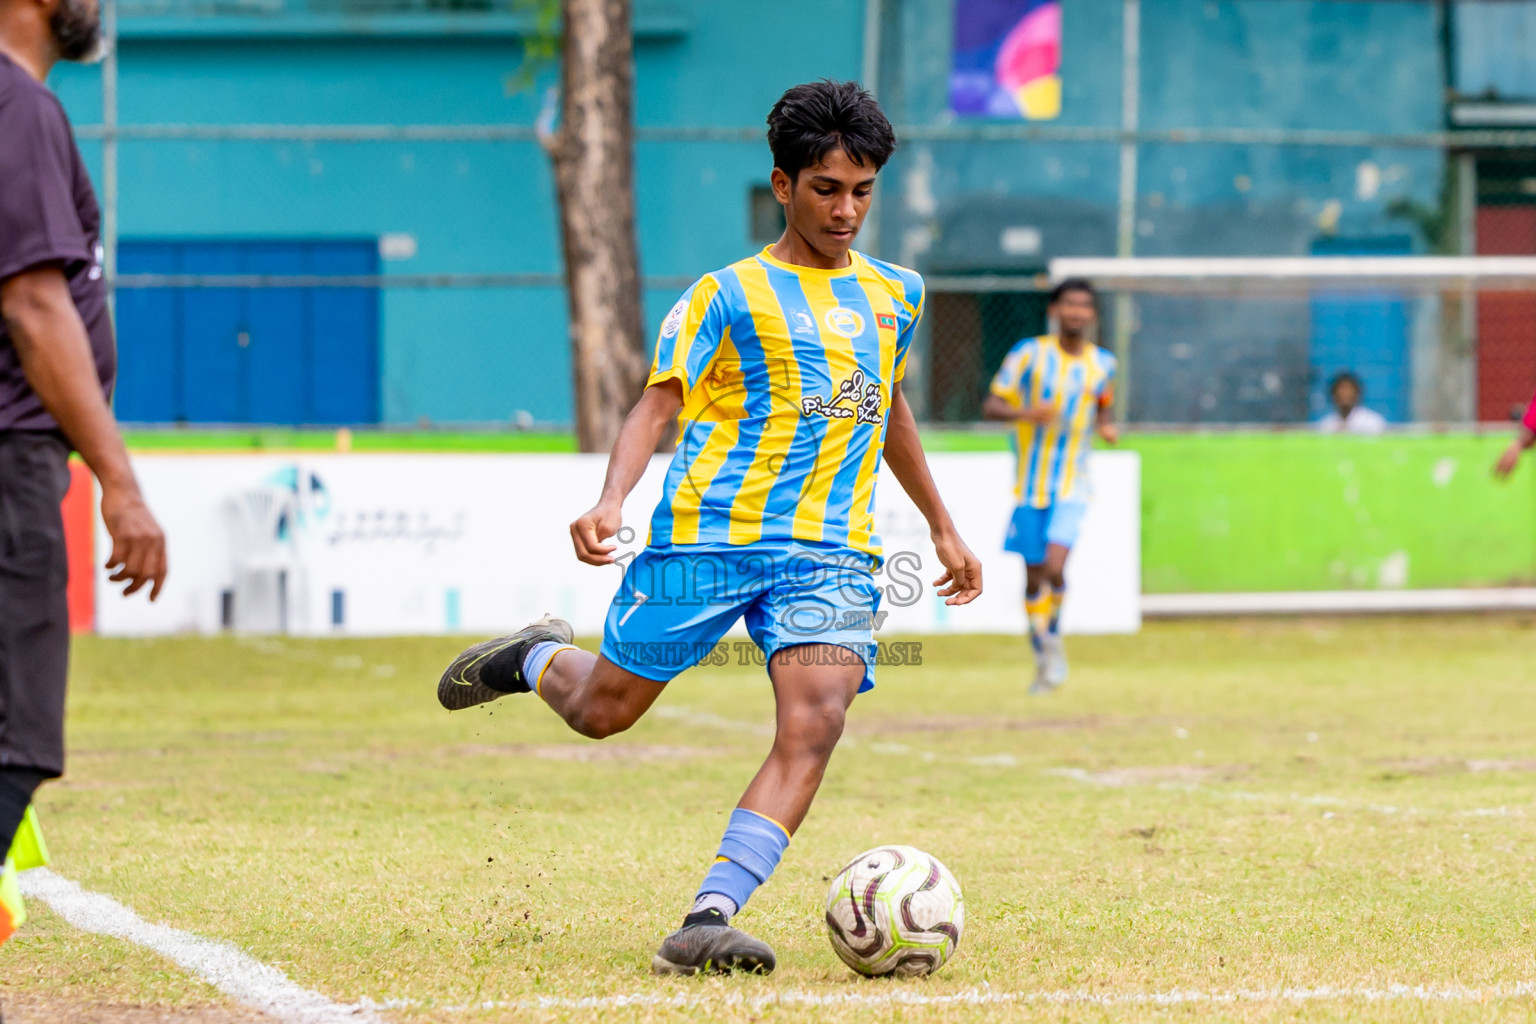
1316,371,1386,435
1494,391,1536,478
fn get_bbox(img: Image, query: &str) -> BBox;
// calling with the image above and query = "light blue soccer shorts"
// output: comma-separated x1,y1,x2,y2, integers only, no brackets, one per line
1004,500,1089,565
600,539,881,692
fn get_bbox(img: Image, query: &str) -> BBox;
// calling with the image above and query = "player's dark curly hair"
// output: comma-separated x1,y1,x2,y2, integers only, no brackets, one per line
767,80,897,180
1049,278,1097,305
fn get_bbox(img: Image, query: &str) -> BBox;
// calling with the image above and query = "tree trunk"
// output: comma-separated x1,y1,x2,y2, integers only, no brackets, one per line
544,0,647,453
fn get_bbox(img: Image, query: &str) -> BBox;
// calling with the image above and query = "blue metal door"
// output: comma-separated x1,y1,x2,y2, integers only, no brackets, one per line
115,239,380,425
1309,236,1412,423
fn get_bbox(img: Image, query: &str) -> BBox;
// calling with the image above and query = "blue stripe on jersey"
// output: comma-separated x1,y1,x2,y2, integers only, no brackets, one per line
1048,370,1083,492
758,265,833,523
693,272,770,542
653,419,710,539
650,280,692,375
820,273,885,548
1023,344,1054,495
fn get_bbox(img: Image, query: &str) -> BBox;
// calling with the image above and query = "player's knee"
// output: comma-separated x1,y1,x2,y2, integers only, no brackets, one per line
1046,571,1066,590
779,695,847,758
567,702,638,740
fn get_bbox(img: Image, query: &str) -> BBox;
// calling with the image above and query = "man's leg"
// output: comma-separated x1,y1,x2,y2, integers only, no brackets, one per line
533,650,666,739
439,547,736,731
0,434,72,960
1037,499,1088,689
441,633,670,738
653,645,864,975
1007,503,1052,690
1037,541,1072,687
1024,562,1051,659
1042,541,1070,634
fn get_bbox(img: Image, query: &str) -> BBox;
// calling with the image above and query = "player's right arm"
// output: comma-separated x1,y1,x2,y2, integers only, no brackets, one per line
569,379,684,565
569,277,727,565
980,338,1054,424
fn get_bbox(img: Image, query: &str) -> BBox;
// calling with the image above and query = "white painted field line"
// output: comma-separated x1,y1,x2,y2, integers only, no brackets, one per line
19,868,381,1024
366,980,1536,1012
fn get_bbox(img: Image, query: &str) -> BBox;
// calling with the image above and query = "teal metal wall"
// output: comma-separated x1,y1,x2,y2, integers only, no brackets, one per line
48,0,1454,427
50,0,866,426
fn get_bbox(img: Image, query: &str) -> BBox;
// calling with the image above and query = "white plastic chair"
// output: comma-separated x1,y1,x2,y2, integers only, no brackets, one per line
227,486,302,633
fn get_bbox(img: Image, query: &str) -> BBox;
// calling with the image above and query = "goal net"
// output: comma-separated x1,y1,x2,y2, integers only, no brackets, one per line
1024,255,1536,427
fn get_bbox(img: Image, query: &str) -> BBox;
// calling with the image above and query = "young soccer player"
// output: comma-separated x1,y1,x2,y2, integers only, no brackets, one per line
981,279,1117,694
436,80,981,975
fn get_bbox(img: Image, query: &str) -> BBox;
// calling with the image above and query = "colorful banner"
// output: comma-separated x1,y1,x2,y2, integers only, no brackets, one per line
950,0,1062,120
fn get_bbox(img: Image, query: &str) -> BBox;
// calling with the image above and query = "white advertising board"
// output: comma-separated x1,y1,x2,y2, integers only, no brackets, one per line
97,451,1139,638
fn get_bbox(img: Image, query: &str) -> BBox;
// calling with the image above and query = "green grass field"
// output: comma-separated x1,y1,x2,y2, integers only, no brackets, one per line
8,617,1536,1022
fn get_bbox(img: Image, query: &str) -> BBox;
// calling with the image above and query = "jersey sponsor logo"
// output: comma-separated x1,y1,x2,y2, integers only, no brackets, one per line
788,309,818,337
660,297,688,338
876,312,897,330
802,368,884,425
822,307,865,338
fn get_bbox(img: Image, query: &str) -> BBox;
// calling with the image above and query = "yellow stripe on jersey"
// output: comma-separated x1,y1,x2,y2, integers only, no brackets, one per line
846,263,903,548
669,418,741,544
727,260,801,545
791,272,862,544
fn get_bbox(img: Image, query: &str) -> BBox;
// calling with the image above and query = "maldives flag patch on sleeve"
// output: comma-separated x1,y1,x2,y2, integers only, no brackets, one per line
877,313,897,330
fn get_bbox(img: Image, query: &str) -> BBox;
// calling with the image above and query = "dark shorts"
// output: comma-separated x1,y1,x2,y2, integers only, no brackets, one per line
0,432,72,778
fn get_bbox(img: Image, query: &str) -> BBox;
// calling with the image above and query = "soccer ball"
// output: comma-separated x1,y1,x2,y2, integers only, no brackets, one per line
824,845,964,977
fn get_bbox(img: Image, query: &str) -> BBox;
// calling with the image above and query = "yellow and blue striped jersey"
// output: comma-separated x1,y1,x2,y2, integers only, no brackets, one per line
989,334,1117,508
646,247,924,557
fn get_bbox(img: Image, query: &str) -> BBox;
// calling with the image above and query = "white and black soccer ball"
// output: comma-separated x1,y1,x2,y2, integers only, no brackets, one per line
824,845,964,977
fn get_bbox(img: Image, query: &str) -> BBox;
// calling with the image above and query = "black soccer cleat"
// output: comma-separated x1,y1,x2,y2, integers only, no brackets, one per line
651,910,777,976
436,613,573,711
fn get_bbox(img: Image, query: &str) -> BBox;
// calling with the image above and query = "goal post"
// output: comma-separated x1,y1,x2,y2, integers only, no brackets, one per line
1049,256,1536,292
1039,255,1536,426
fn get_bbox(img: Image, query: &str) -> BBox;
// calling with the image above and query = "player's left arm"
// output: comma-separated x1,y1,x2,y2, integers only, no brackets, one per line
1096,391,1120,445
882,384,982,606
1095,357,1120,445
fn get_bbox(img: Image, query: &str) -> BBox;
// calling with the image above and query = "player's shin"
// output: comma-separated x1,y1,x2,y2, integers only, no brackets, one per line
520,641,580,698
686,808,791,925
1047,586,1065,635
1025,587,1053,649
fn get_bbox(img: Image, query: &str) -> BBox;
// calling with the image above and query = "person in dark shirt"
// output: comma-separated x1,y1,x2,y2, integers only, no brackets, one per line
0,0,166,919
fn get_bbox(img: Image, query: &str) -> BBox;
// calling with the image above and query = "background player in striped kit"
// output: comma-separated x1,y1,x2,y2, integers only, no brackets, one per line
983,279,1117,694
435,80,982,975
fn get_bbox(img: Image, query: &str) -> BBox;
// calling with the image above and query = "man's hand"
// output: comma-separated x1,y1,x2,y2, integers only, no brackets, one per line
981,394,1056,425
1097,422,1120,445
100,483,166,599
930,528,983,606
570,500,625,565
1495,441,1524,479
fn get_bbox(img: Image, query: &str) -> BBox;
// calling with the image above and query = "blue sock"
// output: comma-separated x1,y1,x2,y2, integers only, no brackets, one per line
521,641,575,697
690,808,790,922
